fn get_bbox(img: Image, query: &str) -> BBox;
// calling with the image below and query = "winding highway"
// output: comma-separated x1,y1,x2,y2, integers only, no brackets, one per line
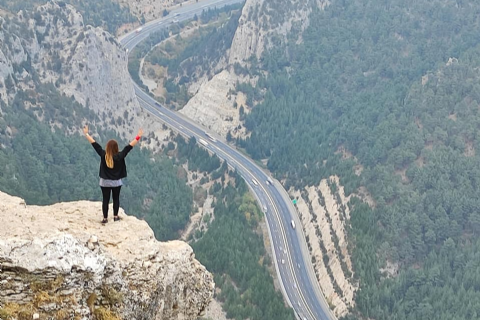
120,2,336,319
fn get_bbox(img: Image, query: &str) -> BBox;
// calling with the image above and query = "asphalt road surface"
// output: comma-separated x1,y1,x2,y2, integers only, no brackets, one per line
120,2,336,319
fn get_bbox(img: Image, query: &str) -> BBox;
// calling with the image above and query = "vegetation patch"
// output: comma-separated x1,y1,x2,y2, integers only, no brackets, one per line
30,275,64,293
87,292,97,313
101,286,124,307
0,303,34,320
93,307,121,320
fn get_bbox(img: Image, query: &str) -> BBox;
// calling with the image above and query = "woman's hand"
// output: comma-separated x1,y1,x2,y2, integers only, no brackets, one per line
83,125,95,143
130,128,144,147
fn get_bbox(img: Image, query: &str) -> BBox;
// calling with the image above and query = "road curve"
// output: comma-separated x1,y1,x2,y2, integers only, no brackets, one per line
119,2,336,319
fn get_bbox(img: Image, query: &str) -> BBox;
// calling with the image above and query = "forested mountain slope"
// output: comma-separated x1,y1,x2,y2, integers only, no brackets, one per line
233,0,480,319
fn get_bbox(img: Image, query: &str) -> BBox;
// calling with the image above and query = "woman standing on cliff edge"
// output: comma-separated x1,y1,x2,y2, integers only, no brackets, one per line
83,125,143,224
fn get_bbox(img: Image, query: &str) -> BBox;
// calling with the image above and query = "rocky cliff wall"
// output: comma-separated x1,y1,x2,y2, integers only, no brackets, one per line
0,190,214,320
179,69,249,138
228,0,328,64
0,1,146,137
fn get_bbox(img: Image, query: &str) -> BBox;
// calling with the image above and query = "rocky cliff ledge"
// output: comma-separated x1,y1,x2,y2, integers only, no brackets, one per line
0,191,214,320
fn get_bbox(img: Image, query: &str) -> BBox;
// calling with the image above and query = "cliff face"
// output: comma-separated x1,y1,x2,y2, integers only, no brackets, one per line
179,69,249,138
0,1,144,136
228,0,328,64
26,2,138,112
0,191,214,320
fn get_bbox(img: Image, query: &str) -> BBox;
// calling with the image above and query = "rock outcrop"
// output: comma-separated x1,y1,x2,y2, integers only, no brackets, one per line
0,18,27,105
0,1,146,137
228,0,328,64
29,1,143,133
180,69,249,138
228,0,267,64
0,191,214,320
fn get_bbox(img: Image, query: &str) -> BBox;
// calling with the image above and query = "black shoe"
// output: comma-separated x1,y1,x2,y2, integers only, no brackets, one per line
114,216,121,222
101,218,108,224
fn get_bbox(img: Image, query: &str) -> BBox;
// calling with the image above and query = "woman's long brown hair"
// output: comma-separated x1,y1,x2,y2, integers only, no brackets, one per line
105,139,119,169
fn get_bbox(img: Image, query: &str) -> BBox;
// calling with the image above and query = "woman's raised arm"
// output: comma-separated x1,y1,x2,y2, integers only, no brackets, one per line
129,128,143,147
83,125,95,143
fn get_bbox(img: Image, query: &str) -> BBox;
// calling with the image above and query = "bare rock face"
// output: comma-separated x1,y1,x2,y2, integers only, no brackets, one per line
0,1,145,137
228,0,328,65
180,69,249,138
0,18,27,104
0,191,214,320
26,1,143,133
228,0,267,65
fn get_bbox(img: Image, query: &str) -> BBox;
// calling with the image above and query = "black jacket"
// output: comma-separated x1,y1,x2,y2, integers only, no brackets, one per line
91,142,133,180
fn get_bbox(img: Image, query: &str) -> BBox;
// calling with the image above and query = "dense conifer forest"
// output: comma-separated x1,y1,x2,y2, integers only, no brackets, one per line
232,1,480,319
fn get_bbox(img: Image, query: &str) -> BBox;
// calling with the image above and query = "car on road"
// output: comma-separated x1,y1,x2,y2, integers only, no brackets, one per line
291,220,296,229
199,138,209,147
263,205,267,212
252,178,258,186
266,177,274,185
204,131,217,142
281,259,285,264
135,27,143,33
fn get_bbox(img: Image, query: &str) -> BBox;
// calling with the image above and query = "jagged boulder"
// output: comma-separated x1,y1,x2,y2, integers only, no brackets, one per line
0,191,214,320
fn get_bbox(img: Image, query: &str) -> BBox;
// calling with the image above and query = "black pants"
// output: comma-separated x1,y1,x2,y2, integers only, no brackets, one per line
100,186,121,219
